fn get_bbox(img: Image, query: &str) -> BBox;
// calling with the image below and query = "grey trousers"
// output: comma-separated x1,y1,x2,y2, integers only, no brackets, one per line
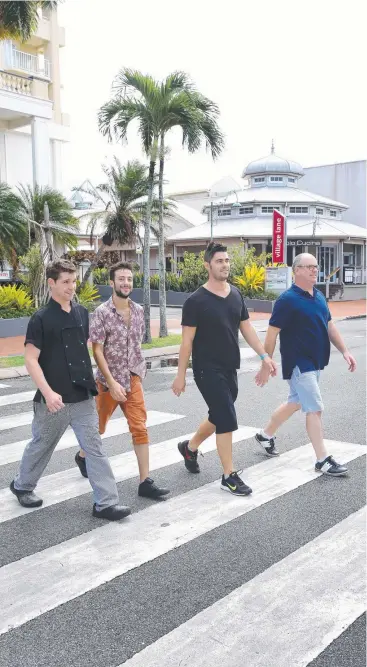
14,397,119,510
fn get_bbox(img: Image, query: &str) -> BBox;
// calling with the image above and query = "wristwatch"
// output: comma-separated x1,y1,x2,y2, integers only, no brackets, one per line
259,353,269,360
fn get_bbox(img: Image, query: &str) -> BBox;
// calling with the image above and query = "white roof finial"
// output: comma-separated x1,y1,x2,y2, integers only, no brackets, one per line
271,139,275,154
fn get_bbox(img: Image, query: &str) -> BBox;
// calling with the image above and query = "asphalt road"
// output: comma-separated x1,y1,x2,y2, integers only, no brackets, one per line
0,318,365,667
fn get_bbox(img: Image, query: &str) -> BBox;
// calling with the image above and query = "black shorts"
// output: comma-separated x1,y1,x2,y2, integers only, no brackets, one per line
193,368,238,434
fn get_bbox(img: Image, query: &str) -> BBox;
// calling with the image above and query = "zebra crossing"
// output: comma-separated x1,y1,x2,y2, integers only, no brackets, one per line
0,383,365,667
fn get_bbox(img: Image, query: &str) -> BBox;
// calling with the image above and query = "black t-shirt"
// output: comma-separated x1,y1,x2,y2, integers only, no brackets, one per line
181,285,249,371
25,298,97,403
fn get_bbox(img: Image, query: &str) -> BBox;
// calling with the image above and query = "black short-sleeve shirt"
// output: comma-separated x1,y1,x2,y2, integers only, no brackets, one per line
25,298,95,403
181,285,249,371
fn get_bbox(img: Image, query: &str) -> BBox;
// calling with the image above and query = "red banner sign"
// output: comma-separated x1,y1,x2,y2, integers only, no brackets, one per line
272,210,286,263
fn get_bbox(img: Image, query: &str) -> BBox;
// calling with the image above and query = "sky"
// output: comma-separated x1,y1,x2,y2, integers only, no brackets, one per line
58,0,366,195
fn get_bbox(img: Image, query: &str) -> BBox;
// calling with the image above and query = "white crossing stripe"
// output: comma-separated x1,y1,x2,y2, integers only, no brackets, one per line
0,411,33,432
0,439,365,635
0,426,257,522
120,508,366,667
0,410,185,466
0,383,10,389
0,390,35,408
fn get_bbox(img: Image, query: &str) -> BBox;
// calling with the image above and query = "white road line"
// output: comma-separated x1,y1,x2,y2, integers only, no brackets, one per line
0,426,257,522
0,439,365,635
0,411,33,432
120,508,366,667
0,410,185,466
0,384,10,389
0,390,35,408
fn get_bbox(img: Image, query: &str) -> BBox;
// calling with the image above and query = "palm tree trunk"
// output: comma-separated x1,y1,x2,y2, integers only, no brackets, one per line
158,134,168,337
142,141,157,344
80,243,105,289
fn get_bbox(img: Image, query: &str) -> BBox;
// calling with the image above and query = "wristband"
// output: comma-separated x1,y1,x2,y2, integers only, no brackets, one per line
259,353,269,360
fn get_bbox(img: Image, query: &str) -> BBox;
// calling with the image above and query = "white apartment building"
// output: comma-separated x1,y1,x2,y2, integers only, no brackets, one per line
0,6,69,190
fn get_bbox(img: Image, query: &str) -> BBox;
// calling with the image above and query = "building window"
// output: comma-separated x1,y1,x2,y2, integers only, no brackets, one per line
289,206,308,214
250,243,263,256
288,177,296,183
261,206,280,213
316,207,324,216
218,208,231,217
239,207,253,215
329,209,337,218
270,176,283,182
254,177,265,183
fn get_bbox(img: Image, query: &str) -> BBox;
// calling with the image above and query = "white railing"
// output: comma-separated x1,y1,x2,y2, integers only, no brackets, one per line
2,42,51,79
0,71,31,96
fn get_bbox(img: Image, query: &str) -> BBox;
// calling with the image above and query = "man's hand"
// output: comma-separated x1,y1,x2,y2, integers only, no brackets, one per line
172,374,186,396
343,351,357,372
255,357,277,387
108,380,127,402
44,390,64,413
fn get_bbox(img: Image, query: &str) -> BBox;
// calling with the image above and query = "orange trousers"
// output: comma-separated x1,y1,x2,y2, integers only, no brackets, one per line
96,376,148,446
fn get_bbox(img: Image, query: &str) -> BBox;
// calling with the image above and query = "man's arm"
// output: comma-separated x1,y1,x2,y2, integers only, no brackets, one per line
239,320,277,386
172,326,196,396
328,320,357,371
264,325,281,358
92,343,127,401
25,344,64,413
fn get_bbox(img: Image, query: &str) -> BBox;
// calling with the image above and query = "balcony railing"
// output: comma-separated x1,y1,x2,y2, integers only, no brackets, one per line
0,70,31,96
1,42,51,79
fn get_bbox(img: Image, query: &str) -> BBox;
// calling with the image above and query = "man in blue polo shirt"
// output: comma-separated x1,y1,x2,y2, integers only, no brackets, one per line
254,253,357,476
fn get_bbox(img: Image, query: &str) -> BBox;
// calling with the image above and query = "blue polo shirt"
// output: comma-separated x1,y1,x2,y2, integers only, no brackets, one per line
269,284,331,379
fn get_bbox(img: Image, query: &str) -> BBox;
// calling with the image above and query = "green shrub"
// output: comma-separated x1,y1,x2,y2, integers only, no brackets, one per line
133,272,143,288
0,285,35,318
92,268,110,285
76,282,100,311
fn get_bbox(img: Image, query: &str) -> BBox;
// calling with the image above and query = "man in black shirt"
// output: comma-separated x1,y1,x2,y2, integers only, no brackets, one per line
10,259,131,521
172,242,276,495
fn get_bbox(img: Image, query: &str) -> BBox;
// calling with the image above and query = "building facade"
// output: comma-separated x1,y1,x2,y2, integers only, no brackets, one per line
0,6,69,190
167,147,366,298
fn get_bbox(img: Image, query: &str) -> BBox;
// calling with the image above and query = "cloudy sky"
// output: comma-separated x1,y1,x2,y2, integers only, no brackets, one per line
58,0,365,194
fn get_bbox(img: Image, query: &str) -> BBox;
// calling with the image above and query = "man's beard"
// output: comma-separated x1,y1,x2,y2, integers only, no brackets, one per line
114,288,132,299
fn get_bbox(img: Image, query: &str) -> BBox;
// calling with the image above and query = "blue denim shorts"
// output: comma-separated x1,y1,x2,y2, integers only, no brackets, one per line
287,366,324,413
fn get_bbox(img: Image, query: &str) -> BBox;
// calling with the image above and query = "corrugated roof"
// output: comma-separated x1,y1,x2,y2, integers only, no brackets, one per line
205,186,348,209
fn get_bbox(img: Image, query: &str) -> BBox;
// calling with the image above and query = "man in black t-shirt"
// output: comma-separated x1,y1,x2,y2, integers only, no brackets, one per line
172,242,276,496
10,259,131,521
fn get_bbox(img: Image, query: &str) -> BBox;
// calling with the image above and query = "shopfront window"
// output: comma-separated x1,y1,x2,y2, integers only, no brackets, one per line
317,246,337,283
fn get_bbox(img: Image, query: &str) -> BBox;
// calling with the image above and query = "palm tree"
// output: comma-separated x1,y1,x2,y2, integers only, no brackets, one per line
0,1,58,42
98,69,162,343
156,74,225,335
77,159,157,289
17,184,79,257
0,182,27,275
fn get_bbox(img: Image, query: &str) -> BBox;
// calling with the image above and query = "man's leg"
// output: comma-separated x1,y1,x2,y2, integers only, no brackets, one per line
11,402,69,507
70,398,128,512
75,382,117,478
306,411,327,460
123,376,169,498
263,402,301,437
216,432,234,476
256,369,301,457
189,419,216,450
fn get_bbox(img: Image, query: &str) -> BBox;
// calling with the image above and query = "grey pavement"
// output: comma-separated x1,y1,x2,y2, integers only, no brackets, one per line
0,319,365,667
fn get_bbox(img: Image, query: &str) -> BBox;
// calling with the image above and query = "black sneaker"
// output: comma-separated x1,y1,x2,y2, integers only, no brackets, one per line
255,433,280,458
10,480,43,508
315,456,348,477
178,440,200,473
220,471,252,496
138,478,170,500
75,452,88,478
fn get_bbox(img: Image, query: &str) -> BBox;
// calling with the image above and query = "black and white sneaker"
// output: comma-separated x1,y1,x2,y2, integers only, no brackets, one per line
255,433,280,457
178,440,200,473
315,456,348,477
220,471,252,496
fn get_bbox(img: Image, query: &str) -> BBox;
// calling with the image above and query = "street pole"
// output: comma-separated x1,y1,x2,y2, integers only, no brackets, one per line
210,202,213,241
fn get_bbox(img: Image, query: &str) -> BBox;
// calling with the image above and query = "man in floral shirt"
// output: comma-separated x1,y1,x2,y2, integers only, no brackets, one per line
75,261,170,500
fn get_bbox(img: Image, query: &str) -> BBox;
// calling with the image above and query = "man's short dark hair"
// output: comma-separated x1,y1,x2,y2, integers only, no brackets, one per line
109,261,133,281
204,242,227,263
46,259,77,282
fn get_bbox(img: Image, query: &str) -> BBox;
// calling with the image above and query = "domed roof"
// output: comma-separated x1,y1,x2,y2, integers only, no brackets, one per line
242,143,304,178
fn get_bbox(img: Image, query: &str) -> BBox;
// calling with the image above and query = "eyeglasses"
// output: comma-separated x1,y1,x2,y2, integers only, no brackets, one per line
298,265,319,271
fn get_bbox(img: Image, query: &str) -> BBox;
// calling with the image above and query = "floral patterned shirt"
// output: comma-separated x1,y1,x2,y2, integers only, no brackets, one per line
89,297,146,391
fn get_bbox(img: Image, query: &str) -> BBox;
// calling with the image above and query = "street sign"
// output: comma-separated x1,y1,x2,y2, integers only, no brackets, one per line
265,266,292,293
0,271,10,280
272,210,286,263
